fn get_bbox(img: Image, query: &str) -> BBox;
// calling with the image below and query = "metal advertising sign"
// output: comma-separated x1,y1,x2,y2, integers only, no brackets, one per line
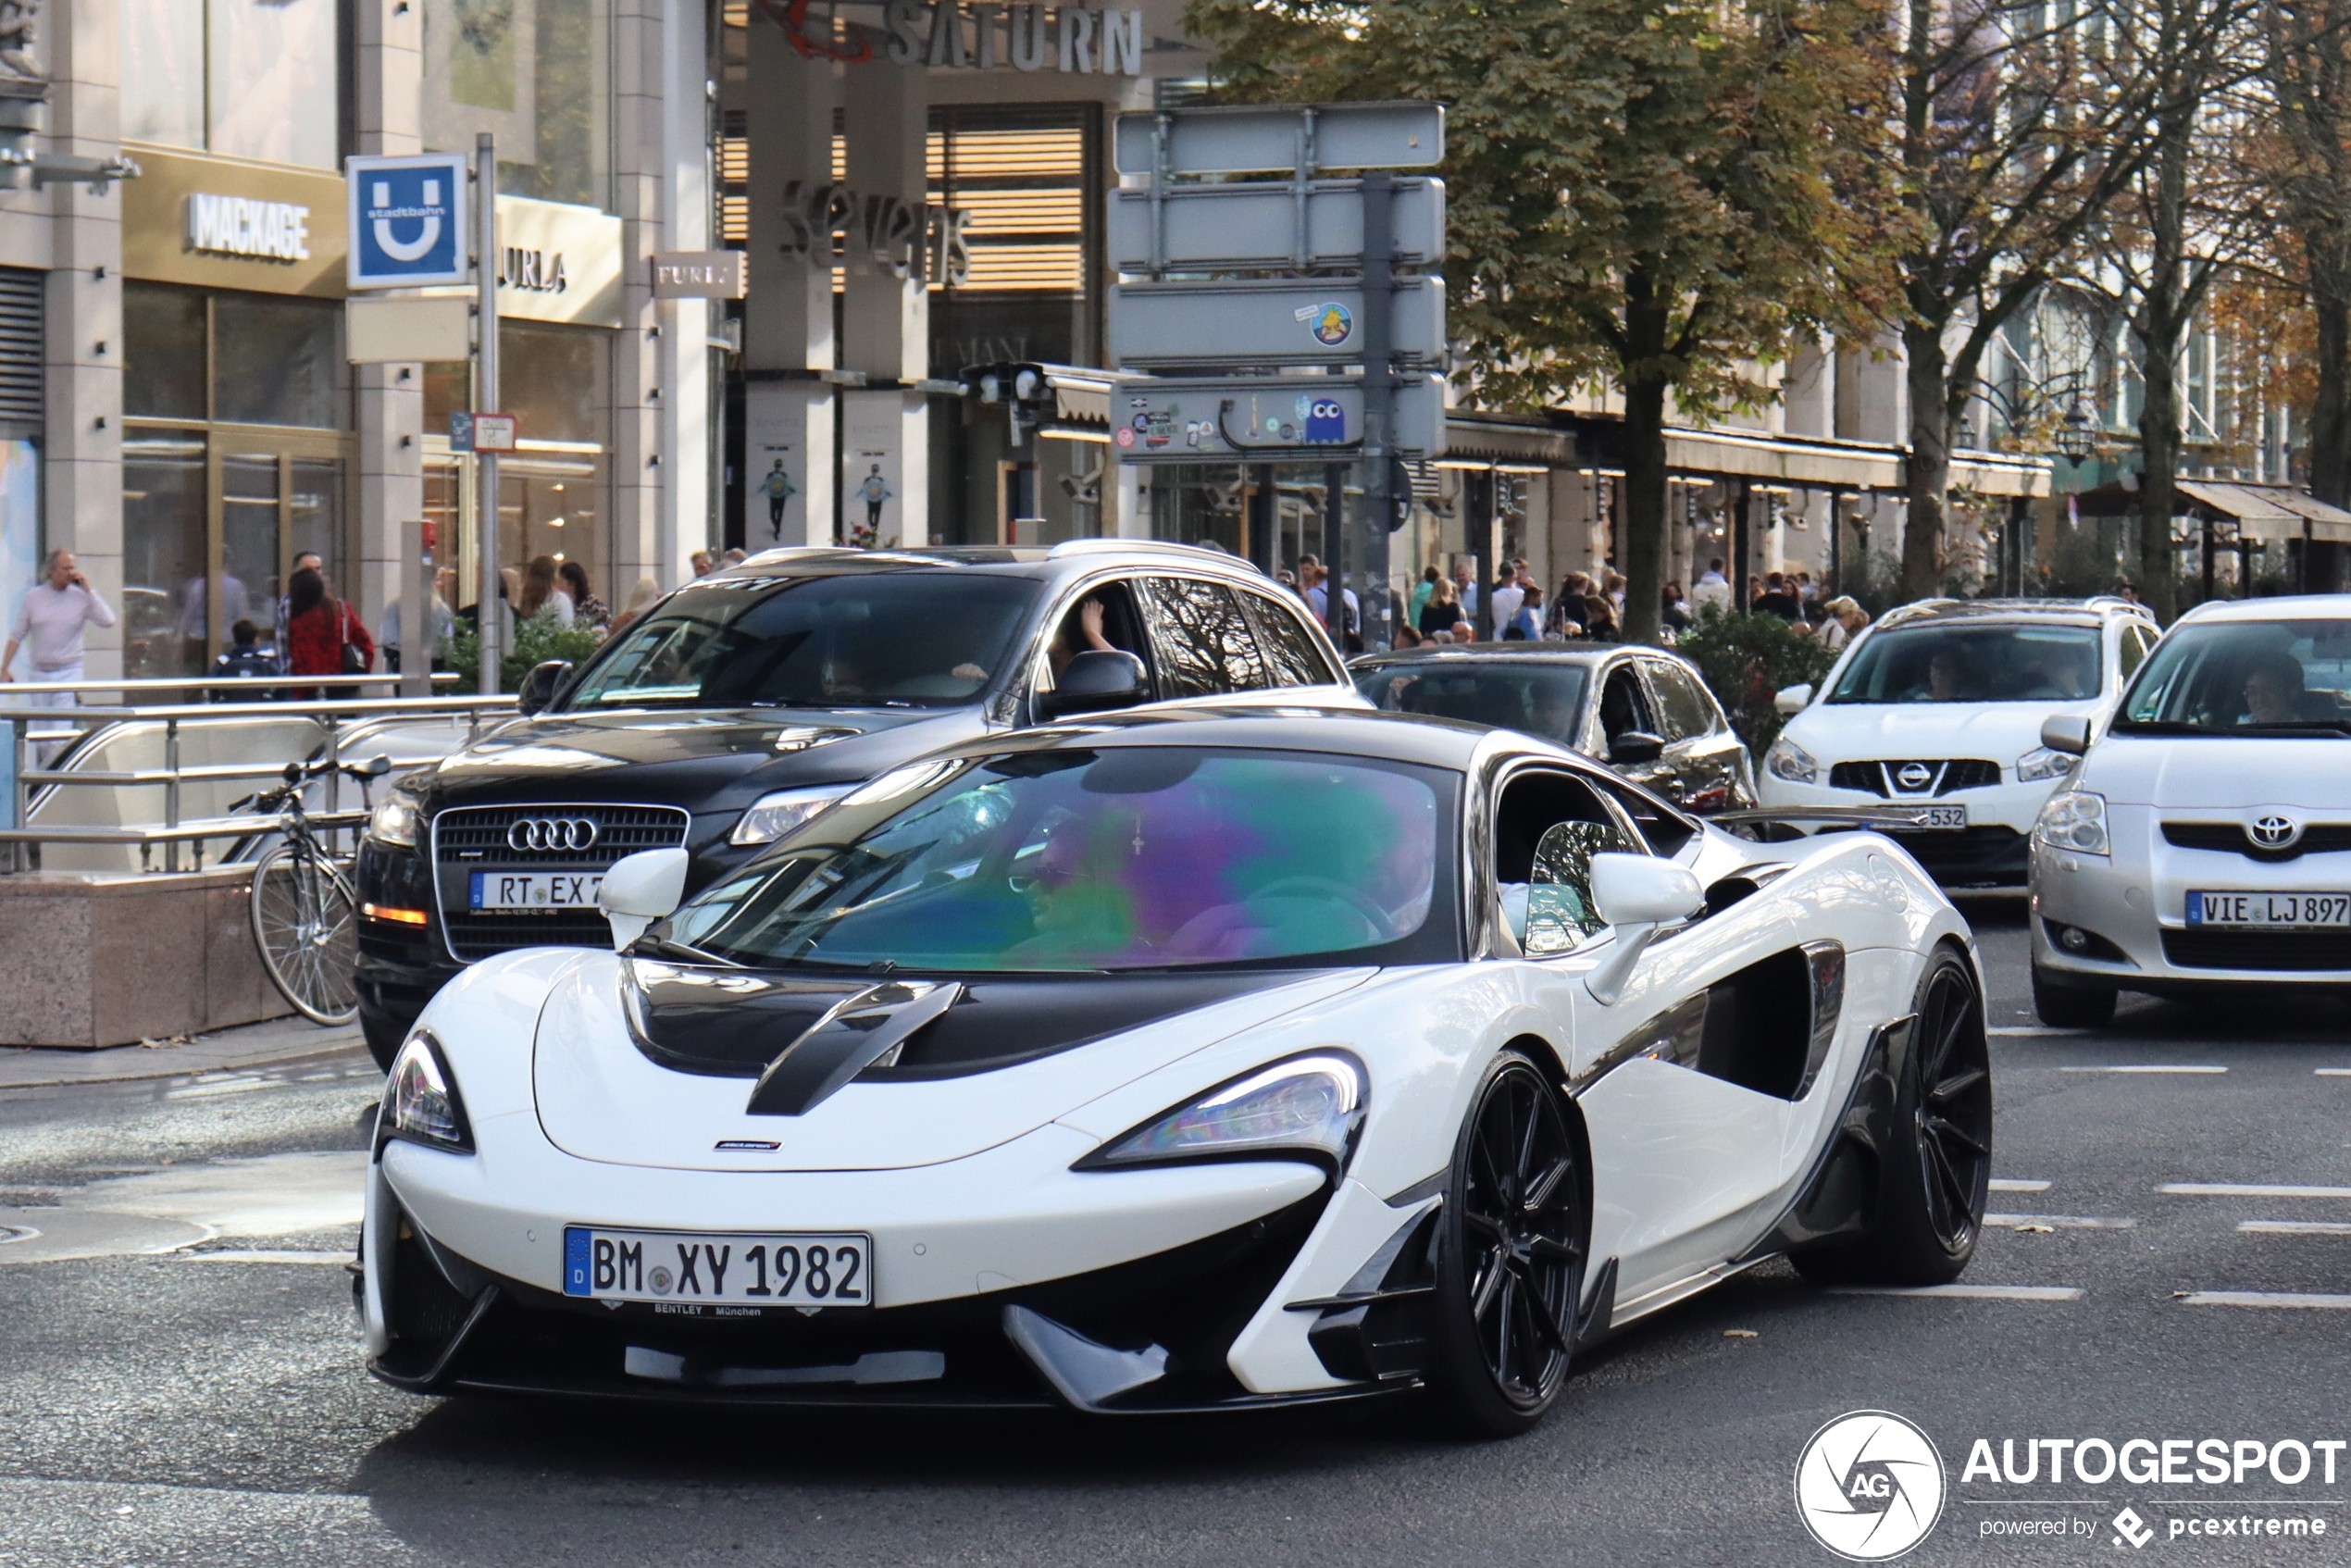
346,152,470,290
1108,177,1445,272
1113,101,1444,177
1109,277,1444,370
1111,373,1448,464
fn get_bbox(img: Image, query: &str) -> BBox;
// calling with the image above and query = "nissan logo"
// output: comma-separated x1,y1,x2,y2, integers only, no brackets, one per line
1897,762,1934,791
506,816,599,852
2249,813,2301,850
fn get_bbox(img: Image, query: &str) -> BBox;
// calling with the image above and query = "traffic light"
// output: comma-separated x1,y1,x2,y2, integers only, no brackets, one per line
964,362,1054,446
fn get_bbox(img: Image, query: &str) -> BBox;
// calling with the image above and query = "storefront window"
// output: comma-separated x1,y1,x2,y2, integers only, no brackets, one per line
422,0,614,210
119,0,341,169
123,287,206,423
212,296,342,429
121,436,208,680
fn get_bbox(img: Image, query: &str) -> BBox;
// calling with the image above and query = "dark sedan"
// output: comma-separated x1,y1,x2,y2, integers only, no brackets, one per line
1349,642,1756,814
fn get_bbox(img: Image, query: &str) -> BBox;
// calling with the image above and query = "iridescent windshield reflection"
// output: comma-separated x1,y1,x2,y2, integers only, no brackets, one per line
665,749,1455,972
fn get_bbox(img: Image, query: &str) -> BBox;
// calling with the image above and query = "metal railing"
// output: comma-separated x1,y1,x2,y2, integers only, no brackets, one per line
1,673,516,874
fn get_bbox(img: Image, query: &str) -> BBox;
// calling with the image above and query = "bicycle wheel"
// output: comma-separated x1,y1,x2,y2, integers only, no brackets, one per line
249,841,361,1026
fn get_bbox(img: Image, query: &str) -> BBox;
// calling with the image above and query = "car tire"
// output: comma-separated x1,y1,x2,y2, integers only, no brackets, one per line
359,1002,409,1073
2031,964,2116,1029
1425,1050,1588,1437
1794,947,1992,1288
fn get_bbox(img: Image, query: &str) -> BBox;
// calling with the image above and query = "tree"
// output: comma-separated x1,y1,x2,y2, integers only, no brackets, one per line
1183,0,1905,643
2266,0,2351,535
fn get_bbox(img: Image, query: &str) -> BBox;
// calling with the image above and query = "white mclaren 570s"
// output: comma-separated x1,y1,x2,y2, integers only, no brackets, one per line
361,706,1991,1434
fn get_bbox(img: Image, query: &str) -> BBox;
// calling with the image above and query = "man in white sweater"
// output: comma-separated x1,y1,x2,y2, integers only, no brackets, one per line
3,551,118,756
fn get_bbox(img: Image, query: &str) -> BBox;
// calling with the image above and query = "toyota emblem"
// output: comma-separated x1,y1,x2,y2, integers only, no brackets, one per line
2249,813,2301,850
1897,762,1934,791
507,816,599,853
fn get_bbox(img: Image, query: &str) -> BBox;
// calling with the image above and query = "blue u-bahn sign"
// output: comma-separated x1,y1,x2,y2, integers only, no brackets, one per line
346,153,471,290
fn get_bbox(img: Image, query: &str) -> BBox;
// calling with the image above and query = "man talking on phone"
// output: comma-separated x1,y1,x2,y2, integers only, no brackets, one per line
2,549,119,756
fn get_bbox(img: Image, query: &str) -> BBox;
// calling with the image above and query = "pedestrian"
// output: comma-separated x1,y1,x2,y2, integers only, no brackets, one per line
379,586,454,676
1490,568,1526,635
516,554,575,627
1603,571,1627,614
1796,570,1821,613
690,549,715,579
1583,594,1619,642
281,566,374,698
1754,571,1802,620
1418,575,1462,639
1693,558,1732,616
1409,564,1440,628
1301,555,1362,652
3,549,118,760
1662,582,1691,633
757,460,797,541
1817,595,1867,651
609,576,662,639
721,548,747,568
1504,585,1544,641
559,561,607,629
1394,623,1424,650
1452,560,1478,621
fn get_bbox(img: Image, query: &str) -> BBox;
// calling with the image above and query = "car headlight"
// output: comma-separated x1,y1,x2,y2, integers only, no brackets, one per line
1075,1052,1367,1175
1765,736,1819,784
729,784,852,846
366,790,422,847
378,1032,473,1153
2034,789,2109,855
2014,745,2075,783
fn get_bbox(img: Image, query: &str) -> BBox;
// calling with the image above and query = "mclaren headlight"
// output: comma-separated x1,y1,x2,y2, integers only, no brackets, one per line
378,1032,474,1154
2014,745,2075,783
1076,1052,1367,1175
730,785,852,846
367,790,422,848
1765,736,1820,785
2035,789,2109,855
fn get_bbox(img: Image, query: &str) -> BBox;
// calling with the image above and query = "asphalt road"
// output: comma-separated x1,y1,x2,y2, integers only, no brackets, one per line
6,902,2351,1568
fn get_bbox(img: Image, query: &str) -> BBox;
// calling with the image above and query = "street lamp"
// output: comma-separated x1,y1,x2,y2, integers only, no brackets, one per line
2057,401,2096,462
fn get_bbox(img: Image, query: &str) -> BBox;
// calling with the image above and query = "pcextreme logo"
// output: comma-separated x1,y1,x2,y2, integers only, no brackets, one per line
1796,1410,1948,1562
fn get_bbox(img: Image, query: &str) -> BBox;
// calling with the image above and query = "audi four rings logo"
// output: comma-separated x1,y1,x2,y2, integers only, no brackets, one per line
507,817,599,852
2250,813,2301,849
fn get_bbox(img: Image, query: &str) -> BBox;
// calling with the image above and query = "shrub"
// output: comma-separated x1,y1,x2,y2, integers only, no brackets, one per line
447,614,606,693
1675,607,1839,753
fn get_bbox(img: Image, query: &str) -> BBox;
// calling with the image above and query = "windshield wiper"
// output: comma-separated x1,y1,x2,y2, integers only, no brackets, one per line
2110,718,2220,736
629,937,728,964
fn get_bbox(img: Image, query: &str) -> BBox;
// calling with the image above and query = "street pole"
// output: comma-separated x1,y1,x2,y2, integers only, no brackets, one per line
1323,462,1347,651
476,132,502,696
1359,169,1395,652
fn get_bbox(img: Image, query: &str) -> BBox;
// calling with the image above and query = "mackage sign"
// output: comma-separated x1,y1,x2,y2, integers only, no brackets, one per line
185,193,313,263
879,3,1143,73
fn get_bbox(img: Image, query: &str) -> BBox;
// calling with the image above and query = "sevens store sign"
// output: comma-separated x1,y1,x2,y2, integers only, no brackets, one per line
346,153,471,290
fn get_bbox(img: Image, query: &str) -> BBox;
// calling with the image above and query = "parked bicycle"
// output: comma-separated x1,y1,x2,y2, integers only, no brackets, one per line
235,754,391,1027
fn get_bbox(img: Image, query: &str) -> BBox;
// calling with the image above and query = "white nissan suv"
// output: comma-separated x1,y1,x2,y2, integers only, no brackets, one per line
2029,596,2351,1027
1761,598,2160,888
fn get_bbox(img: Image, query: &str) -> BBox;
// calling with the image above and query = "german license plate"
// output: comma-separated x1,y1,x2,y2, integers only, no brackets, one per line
2186,891,2351,928
470,871,603,910
1905,804,1967,831
563,1226,872,1307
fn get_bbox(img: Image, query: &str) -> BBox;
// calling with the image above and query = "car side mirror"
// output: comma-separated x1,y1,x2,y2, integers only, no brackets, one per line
360,753,393,779
1039,649,1149,720
516,658,574,716
598,848,690,952
1774,683,1813,716
1583,852,1705,1005
1608,729,1665,765
2041,714,2094,755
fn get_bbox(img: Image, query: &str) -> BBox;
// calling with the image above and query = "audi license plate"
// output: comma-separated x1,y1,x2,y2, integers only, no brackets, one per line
563,1226,872,1307
1904,804,1968,831
470,871,603,910
2187,891,2351,929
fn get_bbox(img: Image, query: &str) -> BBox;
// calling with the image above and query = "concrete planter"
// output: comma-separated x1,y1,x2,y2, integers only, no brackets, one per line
0,869,292,1047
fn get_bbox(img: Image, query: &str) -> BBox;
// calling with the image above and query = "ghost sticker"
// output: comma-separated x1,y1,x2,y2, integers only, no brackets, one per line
1305,398,1347,442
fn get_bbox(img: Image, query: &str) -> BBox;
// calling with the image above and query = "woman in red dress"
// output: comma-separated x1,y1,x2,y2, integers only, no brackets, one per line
282,566,374,699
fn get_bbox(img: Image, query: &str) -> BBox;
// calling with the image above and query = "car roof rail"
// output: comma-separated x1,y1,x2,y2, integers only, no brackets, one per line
1046,538,1267,575
1876,598,1957,626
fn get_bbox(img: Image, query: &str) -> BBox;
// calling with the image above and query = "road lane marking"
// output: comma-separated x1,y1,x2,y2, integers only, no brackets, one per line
2180,1291,2351,1310
2239,1220,2351,1237
1831,1284,2083,1301
1989,1179,2052,1192
2059,1064,2227,1074
2161,1183,2351,1199
1990,1027,2091,1037
177,1249,351,1265
1984,1213,2137,1229
2318,1069,2351,1076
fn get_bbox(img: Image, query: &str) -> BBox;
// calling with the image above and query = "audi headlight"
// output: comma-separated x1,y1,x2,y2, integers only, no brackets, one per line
2034,789,2109,855
1075,1053,1367,1175
1765,736,1820,785
729,784,852,846
378,1032,473,1153
367,790,422,848
2015,745,2075,784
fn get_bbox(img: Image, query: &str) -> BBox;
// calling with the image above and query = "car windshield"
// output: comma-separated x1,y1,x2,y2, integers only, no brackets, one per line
657,748,1457,972
1828,623,2101,704
1353,662,1589,747
562,572,1039,710
2114,618,2351,735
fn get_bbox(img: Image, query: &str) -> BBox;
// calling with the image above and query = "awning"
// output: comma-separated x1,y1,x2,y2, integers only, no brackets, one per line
2173,480,2351,543
2265,488,2351,544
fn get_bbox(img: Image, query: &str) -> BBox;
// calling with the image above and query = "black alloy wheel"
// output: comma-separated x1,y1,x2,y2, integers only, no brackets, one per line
1428,1051,1587,1436
1912,958,1993,1255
